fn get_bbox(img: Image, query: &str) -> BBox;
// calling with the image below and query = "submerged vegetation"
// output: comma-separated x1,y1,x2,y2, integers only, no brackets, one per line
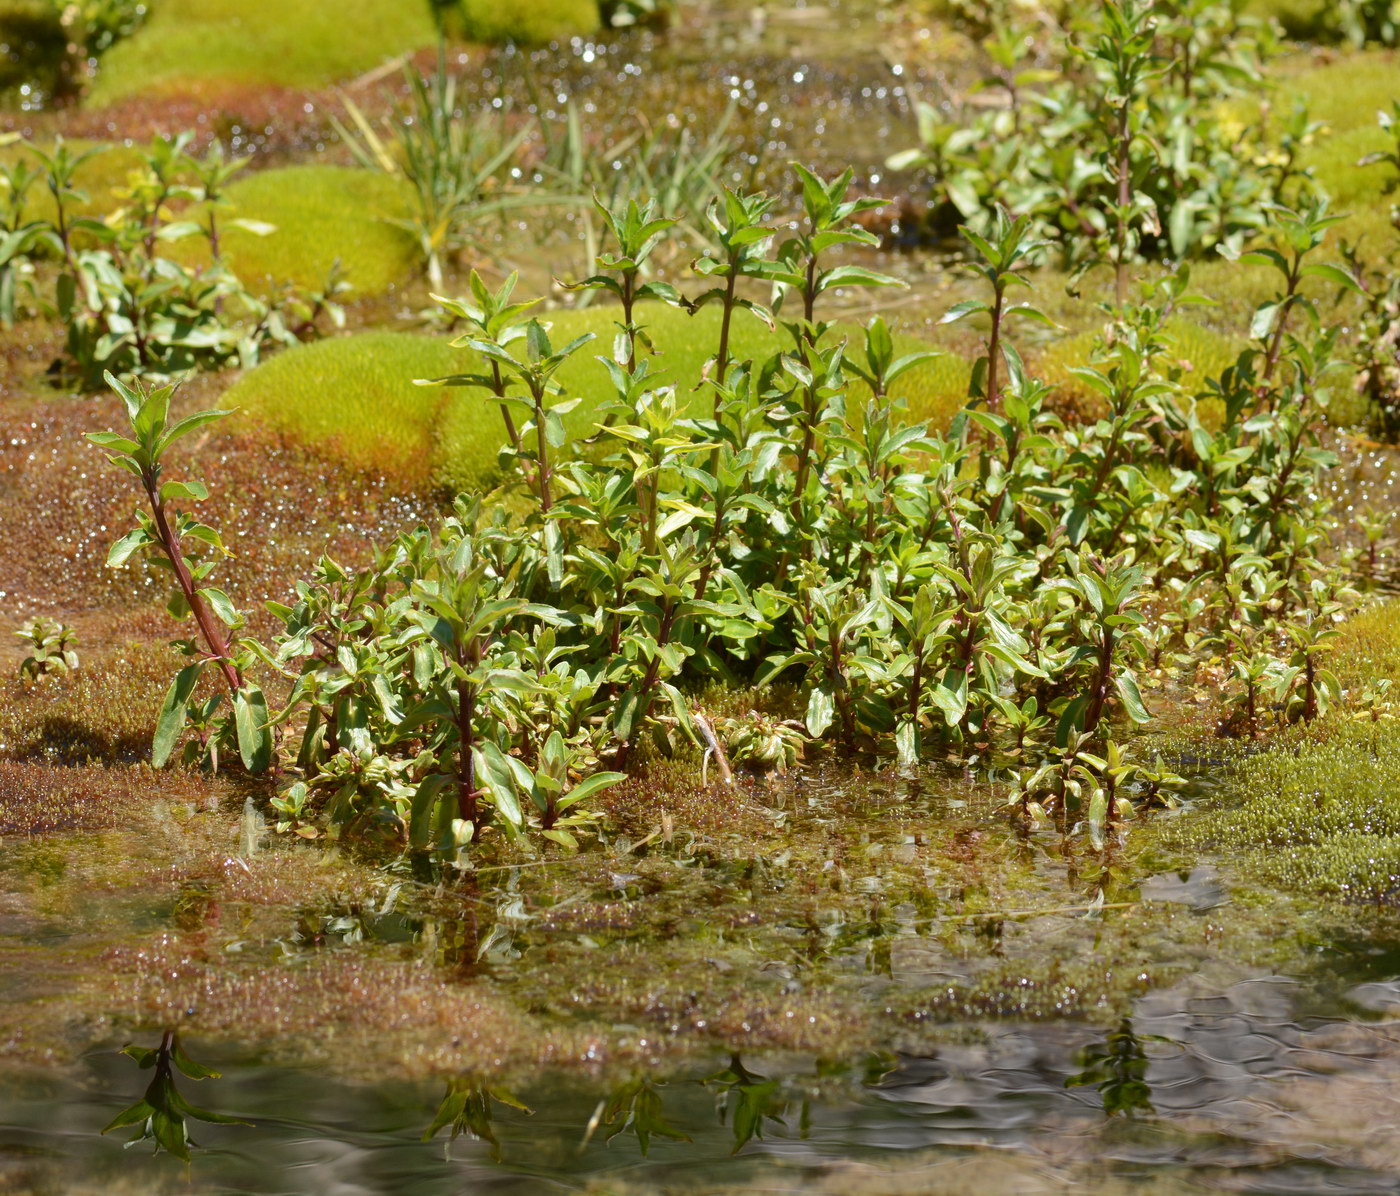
4,0,1400,1190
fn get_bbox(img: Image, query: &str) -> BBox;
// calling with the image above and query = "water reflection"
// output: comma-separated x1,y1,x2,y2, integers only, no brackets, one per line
102,1031,247,1161
704,1055,789,1153
424,1076,532,1161
51,983,1400,1192
1064,1017,1156,1117
585,1075,690,1154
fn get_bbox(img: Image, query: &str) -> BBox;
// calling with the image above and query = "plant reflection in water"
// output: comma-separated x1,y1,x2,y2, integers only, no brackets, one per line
102,1030,248,1160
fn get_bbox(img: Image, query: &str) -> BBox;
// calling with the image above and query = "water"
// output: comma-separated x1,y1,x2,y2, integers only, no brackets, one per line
10,971,1400,1193
6,759,1400,1194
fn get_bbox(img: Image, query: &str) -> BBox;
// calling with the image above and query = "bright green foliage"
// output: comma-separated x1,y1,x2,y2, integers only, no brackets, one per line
453,0,599,45
224,306,964,489
88,0,439,106
92,166,1372,857
260,495,628,850
560,197,684,371
15,617,78,682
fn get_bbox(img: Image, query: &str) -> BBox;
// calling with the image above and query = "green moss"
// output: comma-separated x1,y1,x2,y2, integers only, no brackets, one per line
223,331,460,482
88,0,440,106
216,166,419,296
1178,685,1400,904
1334,599,1400,689
1306,124,1395,207
1288,51,1400,136
454,0,599,45
227,303,966,491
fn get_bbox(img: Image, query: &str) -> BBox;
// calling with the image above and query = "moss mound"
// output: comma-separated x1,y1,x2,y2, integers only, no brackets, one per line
1181,722,1400,902
453,0,600,45
88,0,440,106
223,331,462,484
226,303,966,491
216,166,418,296
1179,602,1400,904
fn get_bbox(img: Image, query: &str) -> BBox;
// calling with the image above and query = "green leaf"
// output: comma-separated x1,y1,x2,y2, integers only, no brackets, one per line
558,770,627,812
1299,262,1362,294
199,586,239,627
106,527,151,568
473,741,524,829
152,663,203,767
234,685,273,773
1113,672,1151,723
409,775,452,850
806,686,835,738
939,299,990,325
1250,301,1280,341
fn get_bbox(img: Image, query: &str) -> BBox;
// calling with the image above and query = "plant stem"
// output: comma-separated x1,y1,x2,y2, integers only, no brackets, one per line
141,476,243,695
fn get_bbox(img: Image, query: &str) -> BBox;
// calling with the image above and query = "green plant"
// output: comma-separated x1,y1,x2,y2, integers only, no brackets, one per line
333,54,535,289
940,205,1052,412
890,0,1280,271
97,164,1363,854
1077,0,1170,306
716,711,806,775
15,617,78,682
87,373,271,773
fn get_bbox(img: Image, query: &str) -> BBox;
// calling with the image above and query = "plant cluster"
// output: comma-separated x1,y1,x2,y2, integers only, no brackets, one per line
1303,0,1400,48
890,0,1310,277
88,152,1365,855
0,134,345,389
